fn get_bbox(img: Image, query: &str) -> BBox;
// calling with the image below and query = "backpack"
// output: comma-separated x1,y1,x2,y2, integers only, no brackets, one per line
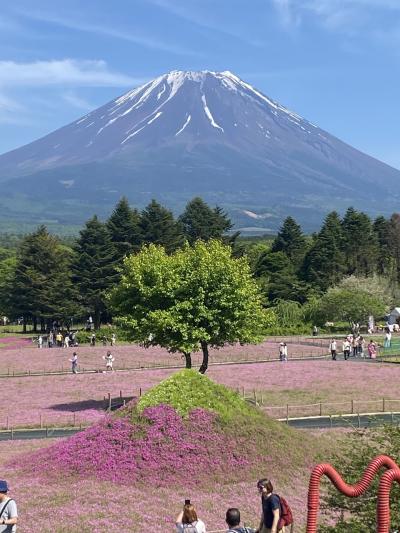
277,494,294,530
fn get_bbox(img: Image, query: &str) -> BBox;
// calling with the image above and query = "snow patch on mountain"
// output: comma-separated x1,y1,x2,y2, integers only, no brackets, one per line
175,115,191,136
201,94,224,132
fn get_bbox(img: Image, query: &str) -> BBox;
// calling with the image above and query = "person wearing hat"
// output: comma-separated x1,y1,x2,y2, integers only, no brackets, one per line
0,480,18,532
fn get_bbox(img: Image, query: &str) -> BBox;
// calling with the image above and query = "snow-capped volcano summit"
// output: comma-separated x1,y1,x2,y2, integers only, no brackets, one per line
0,69,399,230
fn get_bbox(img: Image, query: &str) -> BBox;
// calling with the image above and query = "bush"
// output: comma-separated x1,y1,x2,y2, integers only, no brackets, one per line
137,369,255,421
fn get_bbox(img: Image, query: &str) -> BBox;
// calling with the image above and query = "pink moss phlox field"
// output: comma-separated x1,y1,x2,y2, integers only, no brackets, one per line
0,336,31,349
14,405,250,486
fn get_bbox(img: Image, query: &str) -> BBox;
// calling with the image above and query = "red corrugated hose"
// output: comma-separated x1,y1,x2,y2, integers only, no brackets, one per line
306,455,400,532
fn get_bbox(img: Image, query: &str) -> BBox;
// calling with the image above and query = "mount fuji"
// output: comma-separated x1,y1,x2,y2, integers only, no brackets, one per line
0,70,399,232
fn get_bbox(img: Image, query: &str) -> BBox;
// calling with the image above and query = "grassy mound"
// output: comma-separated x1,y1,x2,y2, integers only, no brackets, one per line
13,370,319,488
137,369,253,420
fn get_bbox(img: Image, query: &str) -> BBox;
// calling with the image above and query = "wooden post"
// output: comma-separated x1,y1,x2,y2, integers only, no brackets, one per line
11,426,14,440
242,387,245,398
73,413,76,427
6,416,9,430
40,414,43,429
108,393,111,410
119,390,122,399
139,387,142,397
351,400,354,414
286,404,289,418
383,398,386,413
253,389,256,402
319,403,322,416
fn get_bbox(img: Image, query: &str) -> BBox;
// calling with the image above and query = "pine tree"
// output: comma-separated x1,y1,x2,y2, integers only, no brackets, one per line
73,216,119,328
8,226,77,331
341,207,378,276
140,200,183,253
301,211,346,291
373,216,393,276
179,197,233,244
388,214,400,282
106,197,142,263
271,216,307,268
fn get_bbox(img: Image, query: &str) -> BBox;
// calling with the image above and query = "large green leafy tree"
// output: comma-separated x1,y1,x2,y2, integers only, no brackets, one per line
0,256,17,317
341,207,378,276
271,216,307,268
316,275,389,326
106,197,142,264
111,240,275,372
140,199,183,253
7,226,77,331
74,216,119,328
179,197,234,244
302,211,346,292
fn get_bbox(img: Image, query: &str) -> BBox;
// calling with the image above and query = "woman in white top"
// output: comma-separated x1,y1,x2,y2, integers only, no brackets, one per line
176,503,206,533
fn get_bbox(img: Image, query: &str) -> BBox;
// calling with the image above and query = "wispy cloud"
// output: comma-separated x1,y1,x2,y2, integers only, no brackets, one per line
62,92,93,111
0,59,143,88
272,0,400,31
17,9,200,57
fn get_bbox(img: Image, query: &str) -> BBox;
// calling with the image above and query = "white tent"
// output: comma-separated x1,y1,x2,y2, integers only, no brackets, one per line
389,308,400,325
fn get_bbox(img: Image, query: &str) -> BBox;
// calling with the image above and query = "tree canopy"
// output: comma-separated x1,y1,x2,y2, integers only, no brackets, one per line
110,240,275,372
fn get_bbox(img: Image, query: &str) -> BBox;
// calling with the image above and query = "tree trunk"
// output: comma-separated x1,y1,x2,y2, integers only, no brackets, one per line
183,352,192,369
199,341,209,374
40,318,45,332
23,317,27,334
33,316,37,333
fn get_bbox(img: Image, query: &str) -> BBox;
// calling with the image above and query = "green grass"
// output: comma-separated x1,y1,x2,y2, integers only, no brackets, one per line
137,369,256,421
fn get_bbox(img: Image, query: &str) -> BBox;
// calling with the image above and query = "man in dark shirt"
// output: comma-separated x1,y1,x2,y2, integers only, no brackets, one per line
225,508,255,533
255,479,283,533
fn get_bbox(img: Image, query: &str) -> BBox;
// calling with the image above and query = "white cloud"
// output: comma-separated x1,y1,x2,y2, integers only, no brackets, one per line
62,92,93,111
272,0,400,31
0,59,143,88
17,10,200,57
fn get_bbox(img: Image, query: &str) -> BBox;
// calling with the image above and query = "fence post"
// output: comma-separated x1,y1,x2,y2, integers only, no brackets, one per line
108,393,112,410
286,404,289,418
383,398,386,413
358,413,361,428
330,415,332,428
73,413,76,427
40,414,43,429
11,426,13,440
6,416,9,430
139,387,142,397
319,403,322,416
119,390,122,399
351,400,354,414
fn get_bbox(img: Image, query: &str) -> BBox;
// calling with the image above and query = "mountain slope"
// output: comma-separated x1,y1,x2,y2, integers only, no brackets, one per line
0,70,398,232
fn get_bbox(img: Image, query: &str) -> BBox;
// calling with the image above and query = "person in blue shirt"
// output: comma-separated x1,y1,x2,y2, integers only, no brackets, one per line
255,479,283,533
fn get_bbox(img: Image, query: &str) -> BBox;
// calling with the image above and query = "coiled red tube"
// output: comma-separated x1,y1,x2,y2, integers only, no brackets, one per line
306,455,399,532
376,468,400,533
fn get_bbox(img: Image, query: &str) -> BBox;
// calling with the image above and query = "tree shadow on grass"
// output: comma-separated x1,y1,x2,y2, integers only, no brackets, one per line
48,396,136,412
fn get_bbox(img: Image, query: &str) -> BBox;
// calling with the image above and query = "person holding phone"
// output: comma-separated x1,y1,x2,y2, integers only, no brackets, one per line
175,501,206,532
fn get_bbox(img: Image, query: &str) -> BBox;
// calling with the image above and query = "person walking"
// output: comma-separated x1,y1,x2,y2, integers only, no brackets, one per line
329,339,337,361
358,336,365,358
90,333,96,347
175,503,206,532
226,508,255,532
384,329,392,348
110,333,116,346
69,352,78,374
104,351,115,371
256,479,284,533
56,331,62,347
352,336,358,357
342,339,351,360
0,480,18,532
37,335,43,349
64,334,70,348
368,340,377,359
279,343,287,362
48,331,54,348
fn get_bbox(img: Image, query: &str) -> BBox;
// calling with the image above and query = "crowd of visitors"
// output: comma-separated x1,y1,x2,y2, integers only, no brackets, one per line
176,479,292,533
329,334,378,360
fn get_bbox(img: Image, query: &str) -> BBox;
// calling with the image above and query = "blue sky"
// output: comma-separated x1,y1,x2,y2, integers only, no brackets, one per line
1,0,399,169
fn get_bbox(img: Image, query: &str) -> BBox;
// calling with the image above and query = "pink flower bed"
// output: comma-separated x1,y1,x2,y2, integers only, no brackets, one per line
0,339,326,374
0,336,32,349
14,406,251,486
3,359,400,428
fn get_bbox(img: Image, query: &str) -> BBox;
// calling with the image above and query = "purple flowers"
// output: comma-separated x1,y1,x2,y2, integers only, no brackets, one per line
14,404,249,486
